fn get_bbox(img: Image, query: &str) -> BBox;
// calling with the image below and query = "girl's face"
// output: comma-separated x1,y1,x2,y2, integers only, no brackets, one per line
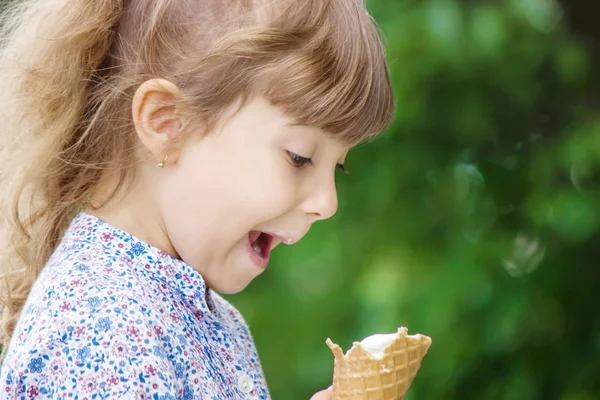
145,95,351,294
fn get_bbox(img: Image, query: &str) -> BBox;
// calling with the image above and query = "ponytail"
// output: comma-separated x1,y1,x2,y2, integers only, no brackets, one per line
0,0,125,354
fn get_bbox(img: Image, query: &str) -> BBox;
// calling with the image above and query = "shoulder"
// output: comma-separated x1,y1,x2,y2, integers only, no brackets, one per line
11,236,166,353
22,238,151,330
0,249,179,398
1,286,178,399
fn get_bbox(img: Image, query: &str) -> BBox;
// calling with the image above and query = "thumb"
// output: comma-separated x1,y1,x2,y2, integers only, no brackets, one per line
310,386,333,400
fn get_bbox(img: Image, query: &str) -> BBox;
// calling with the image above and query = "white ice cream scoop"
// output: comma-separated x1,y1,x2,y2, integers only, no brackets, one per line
356,332,401,360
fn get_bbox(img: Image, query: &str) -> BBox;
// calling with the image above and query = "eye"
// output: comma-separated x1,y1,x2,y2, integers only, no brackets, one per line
287,151,313,168
287,151,350,174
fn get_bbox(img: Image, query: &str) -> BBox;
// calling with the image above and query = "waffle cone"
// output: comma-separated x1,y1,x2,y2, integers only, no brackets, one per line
326,327,431,400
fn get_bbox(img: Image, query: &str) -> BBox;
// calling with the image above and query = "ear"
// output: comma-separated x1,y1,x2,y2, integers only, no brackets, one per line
132,78,185,166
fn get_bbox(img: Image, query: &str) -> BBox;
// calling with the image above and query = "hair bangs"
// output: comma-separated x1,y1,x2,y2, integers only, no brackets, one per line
261,2,394,146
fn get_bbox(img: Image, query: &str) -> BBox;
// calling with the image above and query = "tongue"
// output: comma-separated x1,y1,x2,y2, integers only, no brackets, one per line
249,231,262,244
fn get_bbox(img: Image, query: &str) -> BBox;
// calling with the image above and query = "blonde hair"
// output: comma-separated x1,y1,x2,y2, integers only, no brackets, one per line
0,0,394,352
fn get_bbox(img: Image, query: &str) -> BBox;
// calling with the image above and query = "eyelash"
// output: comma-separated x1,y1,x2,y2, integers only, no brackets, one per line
287,151,349,174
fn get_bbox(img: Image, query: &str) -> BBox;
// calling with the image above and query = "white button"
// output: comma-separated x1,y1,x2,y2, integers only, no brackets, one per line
237,374,254,394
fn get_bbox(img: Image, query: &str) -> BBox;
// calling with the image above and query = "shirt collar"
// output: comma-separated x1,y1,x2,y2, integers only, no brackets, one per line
64,211,216,314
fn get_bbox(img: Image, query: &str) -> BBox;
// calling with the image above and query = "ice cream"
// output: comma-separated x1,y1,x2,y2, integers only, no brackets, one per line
326,327,432,400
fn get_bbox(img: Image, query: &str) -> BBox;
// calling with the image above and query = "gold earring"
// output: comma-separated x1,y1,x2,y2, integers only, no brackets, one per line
157,153,169,168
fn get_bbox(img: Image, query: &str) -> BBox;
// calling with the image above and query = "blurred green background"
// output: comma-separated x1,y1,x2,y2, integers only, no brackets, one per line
226,0,600,399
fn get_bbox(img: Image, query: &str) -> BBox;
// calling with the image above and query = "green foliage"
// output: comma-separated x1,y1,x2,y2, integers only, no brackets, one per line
227,0,600,399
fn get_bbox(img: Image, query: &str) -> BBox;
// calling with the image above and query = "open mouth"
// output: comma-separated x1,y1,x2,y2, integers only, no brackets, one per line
248,231,273,266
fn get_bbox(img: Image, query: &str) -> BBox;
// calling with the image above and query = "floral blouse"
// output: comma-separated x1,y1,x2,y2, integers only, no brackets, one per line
0,212,270,399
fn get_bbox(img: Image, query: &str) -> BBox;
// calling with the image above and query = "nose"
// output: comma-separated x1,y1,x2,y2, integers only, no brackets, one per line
303,174,339,222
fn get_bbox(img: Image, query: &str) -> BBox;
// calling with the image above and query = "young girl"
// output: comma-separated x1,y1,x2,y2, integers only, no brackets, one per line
0,0,393,398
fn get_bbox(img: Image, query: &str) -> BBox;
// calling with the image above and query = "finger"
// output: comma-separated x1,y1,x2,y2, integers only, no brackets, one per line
310,386,333,400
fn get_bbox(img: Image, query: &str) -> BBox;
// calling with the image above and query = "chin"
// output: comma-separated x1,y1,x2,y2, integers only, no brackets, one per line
208,277,253,295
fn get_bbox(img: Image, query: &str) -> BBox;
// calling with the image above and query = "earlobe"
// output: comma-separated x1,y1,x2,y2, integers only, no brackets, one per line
132,78,185,165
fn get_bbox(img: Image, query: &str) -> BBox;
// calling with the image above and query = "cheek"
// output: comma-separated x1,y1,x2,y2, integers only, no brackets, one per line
235,158,299,217
158,143,299,247
198,140,300,218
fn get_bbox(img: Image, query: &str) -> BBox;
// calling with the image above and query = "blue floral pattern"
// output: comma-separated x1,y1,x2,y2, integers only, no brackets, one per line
0,212,270,399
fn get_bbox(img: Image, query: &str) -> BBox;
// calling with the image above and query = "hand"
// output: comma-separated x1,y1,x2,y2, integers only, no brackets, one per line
310,386,332,400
